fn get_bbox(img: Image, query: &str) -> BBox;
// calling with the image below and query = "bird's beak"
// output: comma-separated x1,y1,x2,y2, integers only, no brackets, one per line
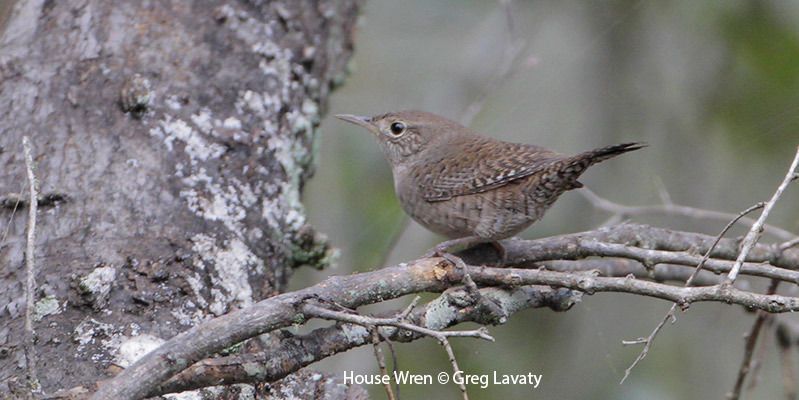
335,114,377,133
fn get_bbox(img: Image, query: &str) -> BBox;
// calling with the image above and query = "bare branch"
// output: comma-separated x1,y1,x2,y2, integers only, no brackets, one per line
136,285,576,397
728,147,799,282
728,280,780,399
727,311,770,400
744,316,772,397
303,303,494,400
620,201,765,383
23,136,40,394
777,323,798,400
371,329,396,400
92,223,799,400
0,184,26,248
467,266,799,311
561,238,799,284
542,259,723,286
441,336,469,400
580,187,797,241
384,337,401,399
492,224,799,280
303,304,495,343
780,236,799,252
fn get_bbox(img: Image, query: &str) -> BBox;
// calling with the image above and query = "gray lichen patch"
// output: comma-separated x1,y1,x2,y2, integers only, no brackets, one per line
72,318,166,370
114,334,164,368
33,295,62,321
179,168,257,234
216,3,337,271
72,318,123,363
162,384,254,400
242,361,265,377
340,323,369,343
76,265,117,310
150,117,226,163
191,234,262,316
140,2,347,320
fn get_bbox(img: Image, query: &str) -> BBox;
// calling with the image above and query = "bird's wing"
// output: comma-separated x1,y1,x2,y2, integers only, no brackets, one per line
420,137,562,202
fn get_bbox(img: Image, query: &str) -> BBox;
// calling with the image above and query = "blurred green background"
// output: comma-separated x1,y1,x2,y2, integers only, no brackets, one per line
296,0,799,398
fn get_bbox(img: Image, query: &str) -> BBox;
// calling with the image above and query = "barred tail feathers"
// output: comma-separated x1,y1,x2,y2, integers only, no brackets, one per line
556,142,646,190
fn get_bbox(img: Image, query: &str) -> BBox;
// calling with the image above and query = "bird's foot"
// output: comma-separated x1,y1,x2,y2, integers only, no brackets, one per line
441,253,468,275
486,241,507,265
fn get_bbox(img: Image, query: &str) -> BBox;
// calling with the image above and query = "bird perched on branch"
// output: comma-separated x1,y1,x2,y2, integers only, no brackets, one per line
336,110,644,257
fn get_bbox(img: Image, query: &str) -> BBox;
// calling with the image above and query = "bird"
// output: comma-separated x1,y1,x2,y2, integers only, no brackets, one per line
336,110,645,258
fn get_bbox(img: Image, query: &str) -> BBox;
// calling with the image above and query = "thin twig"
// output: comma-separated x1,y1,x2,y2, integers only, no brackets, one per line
399,296,420,321
497,223,799,277
728,147,799,282
777,323,797,400
744,316,773,397
22,136,40,393
0,183,26,247
581,187,796,241
371,329,396,400
779,236,799,252
126,284,575,397
620,202,765,384
728,280,780,399
439,336,469,400
303,304,495,343
384,337,401,400
303,302,494,400
568,237,799,284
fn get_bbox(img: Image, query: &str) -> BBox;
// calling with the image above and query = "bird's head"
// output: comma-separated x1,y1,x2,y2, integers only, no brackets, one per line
336,110,462,166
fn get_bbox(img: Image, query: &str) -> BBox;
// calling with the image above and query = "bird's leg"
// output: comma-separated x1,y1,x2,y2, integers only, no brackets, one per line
424,236,507,265
437,253,506,323
487,241,507,265
423,236,485,258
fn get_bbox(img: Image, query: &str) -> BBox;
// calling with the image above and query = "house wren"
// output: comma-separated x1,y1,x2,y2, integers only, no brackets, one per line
336,111,644,253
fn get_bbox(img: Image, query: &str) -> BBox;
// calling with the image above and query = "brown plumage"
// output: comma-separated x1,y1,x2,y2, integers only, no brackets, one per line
336,110,644,242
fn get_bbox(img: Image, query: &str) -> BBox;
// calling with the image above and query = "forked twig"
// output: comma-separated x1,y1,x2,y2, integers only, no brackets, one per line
303,301,494,400
728,280,780,400
371,329,396,400
727,147,799,282
580,186,796,241
620,202,765,383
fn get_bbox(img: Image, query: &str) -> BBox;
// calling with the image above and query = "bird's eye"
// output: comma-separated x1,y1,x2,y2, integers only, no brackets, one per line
389,121,406,136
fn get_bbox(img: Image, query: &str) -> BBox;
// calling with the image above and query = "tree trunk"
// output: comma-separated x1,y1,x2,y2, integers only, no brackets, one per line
0,0,359,396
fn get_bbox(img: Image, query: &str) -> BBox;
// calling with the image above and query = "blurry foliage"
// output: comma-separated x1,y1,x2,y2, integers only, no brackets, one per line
714,1,799,153
335,134,403,271
304,1,799,399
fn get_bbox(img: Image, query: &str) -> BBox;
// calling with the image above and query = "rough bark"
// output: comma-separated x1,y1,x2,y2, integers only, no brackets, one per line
0,0,359,396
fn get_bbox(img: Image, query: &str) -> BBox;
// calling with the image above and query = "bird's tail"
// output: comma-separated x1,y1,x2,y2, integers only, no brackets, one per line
578,142,647,165
556,142,646,190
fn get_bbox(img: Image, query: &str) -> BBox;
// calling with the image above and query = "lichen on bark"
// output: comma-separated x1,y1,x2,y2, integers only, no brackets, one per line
0,0,361,395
